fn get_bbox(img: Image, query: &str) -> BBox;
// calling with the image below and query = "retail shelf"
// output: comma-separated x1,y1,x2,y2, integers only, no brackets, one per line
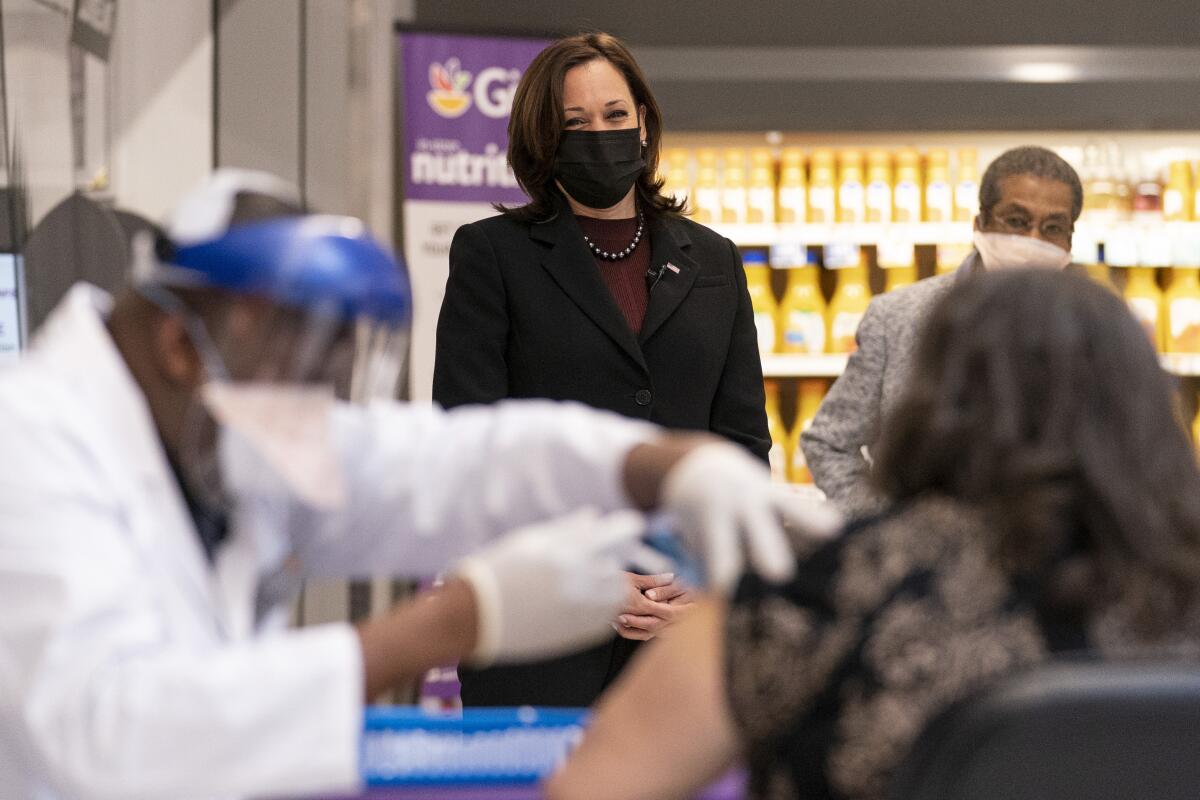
766,352,1200,378
761,354,849,377
719,221,1200,258
1161,354,1200,376
716,223,787,246
719,222,973,248
1075,221,1200,241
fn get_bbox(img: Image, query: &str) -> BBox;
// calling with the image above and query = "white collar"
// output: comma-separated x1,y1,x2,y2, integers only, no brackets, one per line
33,284,225,633
33,284,169,485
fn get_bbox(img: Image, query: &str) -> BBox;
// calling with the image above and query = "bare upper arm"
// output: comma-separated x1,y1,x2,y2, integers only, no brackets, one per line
544,599,740,800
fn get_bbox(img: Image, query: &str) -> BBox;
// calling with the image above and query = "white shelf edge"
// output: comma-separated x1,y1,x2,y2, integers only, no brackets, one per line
718,222,974,247
764,353,1200,378
761,354,849,377
720,221,1200,252
1160,354,1200,376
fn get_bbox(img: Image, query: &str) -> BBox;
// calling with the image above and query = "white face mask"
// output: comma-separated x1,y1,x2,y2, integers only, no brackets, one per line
203,382,347,511
973,230,1072,271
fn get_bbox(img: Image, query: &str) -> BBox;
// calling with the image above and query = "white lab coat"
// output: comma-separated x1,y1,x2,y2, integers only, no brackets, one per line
0,285,656,800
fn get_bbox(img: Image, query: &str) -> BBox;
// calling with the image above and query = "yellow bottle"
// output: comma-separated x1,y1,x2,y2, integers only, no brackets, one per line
826,246,871,353
1165,267,1200,353
808,149,837,224
885,265,917,292
1087,168,1122,223
721,149,748,225
777,148,807,224
777,254,828,354
1193,395,1200,450
888,265,918,292
744,251,778,356
788,379,828,484
1085,263,1116,290
1114,158,1133,218
1124,267,1166,351
1082,144,1123,224
924,148,953,222
954,148,980,222
692,149,720,224
746,148,776,225
1164,160,1194,222
879,241,918,292
837,149,866,224
893,148,923,223
764,380,789,483
1194,160,1200,224
865,149,893,224
663,148,691,208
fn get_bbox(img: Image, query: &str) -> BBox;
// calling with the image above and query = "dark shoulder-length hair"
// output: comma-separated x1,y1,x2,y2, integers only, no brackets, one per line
874,269,1200,635
499,32,686,223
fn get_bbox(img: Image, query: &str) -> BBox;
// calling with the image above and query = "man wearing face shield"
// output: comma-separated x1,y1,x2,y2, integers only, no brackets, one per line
801,146,1083,517
0,169,839,800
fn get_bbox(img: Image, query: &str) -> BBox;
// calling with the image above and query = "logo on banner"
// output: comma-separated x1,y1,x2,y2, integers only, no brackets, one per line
427,58,472,118
427,57,523,120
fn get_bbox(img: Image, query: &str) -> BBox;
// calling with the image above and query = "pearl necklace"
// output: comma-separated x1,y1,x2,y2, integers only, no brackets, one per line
581,212,645,261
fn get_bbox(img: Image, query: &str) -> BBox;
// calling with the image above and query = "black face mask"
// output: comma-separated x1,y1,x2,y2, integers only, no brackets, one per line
554,128,645,210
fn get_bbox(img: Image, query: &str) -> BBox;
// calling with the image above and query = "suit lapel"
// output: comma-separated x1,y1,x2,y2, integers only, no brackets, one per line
533,201,648,370
639,215,698,345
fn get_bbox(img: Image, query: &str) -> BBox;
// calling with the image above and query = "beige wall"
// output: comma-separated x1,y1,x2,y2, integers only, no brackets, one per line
1,0,73,226
110,0,213,220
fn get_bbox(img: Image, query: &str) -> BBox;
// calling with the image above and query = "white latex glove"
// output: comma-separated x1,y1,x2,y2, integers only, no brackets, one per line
454,508,668,667
660,442,843,593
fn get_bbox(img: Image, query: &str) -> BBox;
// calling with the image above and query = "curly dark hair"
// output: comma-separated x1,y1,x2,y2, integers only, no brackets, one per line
499,32,685,223
874,269,1200,635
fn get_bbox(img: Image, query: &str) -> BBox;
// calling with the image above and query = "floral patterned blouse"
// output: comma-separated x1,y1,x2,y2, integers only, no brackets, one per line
725,495,1200,800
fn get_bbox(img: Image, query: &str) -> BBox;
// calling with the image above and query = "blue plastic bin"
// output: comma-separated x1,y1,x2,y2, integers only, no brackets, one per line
361,706,588,787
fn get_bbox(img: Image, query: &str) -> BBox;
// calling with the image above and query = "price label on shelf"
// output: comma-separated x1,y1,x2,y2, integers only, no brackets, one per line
877,239,914,268
1171,226,1200,268
1071,232,1100,265
1139,232,1173,268
824,243,861,269
770,242,808,268
1104,227,1140,268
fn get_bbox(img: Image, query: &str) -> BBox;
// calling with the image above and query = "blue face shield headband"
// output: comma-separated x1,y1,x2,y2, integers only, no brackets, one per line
163,215,411,326
136,215,411,401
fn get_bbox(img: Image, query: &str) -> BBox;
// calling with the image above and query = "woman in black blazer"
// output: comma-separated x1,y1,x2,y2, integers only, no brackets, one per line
433,32,769,708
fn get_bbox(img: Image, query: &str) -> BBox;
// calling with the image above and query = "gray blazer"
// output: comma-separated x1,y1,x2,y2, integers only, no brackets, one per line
801,252,980,517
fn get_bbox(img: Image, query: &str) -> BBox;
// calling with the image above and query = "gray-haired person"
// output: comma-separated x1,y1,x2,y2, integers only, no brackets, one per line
801,145,1084,517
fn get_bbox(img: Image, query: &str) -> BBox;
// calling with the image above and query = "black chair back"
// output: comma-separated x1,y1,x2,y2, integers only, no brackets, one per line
23,192,128,333
889,662,1200,800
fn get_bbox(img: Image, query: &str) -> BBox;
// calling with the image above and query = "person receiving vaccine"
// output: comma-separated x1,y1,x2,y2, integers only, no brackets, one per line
0,170,838,800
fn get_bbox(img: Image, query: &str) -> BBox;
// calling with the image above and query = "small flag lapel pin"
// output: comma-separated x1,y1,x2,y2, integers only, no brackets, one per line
665,262,681,274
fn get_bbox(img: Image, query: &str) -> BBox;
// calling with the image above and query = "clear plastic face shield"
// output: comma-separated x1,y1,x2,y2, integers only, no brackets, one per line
132,215,412,513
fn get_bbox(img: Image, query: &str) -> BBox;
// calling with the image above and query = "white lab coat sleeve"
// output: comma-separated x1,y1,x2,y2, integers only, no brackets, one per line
300,399,660,577
0,442,364,800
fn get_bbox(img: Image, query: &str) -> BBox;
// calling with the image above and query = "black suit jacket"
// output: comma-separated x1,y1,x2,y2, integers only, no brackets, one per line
433,195,769,707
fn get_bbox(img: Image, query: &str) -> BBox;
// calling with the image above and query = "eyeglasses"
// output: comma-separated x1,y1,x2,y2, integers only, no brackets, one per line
989,212,1074,244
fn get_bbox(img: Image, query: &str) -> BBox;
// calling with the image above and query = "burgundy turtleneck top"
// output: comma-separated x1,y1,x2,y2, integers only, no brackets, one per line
574,214,652,334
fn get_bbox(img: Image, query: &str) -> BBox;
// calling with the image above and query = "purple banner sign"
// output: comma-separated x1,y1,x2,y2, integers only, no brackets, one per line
399,31,548,204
